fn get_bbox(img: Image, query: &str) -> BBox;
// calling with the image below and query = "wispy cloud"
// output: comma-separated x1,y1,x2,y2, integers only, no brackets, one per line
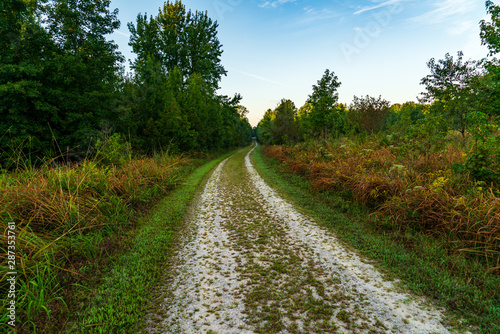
114,30,131,38
301,7,339,23
259,0,296,9
408,0,475,25
448,20,474,36
354,0,407,15
236,70,290,87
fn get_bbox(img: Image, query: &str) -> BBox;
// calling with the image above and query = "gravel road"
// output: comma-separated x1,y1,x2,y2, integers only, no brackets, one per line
148,145,456,334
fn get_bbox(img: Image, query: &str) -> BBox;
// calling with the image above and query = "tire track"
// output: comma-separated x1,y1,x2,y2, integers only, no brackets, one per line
149,144,459,333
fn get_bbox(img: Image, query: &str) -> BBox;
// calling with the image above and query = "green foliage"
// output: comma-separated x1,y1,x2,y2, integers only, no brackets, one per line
464,145,498,184
256,99,301,145
0,0,55,163
256,109,276,144
402,107,449,158
481,0,500,56
0,0,123,164
124,1,250,153
94,133,132,167
128,0,226,90
420,51,481,141
1,0,249,164
463,111,500,184
347,95,390,134
258,70,346,145
270,99,300,145
386,102,426,132
306,69,342,139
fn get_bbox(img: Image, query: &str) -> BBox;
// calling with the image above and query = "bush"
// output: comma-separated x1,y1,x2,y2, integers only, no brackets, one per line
94,133,132,167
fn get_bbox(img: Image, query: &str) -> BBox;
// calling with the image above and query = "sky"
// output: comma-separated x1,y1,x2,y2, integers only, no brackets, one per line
109,0,491,126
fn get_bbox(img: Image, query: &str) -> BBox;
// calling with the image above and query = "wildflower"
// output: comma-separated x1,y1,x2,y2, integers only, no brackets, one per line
430,177,449,193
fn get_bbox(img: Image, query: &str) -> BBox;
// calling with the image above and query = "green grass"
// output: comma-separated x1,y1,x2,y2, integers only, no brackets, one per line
68,149,239,333
252,145,500,334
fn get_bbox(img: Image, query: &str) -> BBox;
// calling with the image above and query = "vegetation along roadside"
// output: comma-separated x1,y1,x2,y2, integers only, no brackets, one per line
0,148,238,333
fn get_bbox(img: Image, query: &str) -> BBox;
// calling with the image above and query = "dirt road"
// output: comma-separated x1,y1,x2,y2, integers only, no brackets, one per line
148,145,454,333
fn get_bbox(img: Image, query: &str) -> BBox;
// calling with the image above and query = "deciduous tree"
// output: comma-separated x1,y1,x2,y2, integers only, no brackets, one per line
307,69,341,139
420,51,481,141
347,95,390,133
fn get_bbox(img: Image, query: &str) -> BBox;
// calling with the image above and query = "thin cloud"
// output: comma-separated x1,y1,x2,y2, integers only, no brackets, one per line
114,30,131,38
448,20,474,36
354,0,406,15
259,0,296,9
408,0,475,25
301,7,339,23
236,70,290,87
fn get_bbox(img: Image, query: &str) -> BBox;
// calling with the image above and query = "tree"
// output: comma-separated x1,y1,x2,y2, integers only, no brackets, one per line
124,1,240,152
385,102,426,131
270,99,299,145
296,103,314,140
307,69,341,139
43,0,123,151
128,0,226,90
0,0,122,164
481,0,500,56
256,109,275,144
220,100,252,147
237,105,249,119
0,0,54,165
420,51,481,141
478,1,500,118
347,95,390,133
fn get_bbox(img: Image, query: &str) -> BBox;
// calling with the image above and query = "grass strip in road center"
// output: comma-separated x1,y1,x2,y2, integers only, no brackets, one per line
74,148,240,333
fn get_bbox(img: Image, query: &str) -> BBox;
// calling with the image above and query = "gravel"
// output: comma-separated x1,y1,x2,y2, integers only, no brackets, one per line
149,145,458,334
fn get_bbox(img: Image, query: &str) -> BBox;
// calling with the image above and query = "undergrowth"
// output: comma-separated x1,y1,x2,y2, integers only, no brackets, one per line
0,151,206,333
264,136,500,271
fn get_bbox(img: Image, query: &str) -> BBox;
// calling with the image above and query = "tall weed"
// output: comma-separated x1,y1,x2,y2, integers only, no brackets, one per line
0,151,194,332
265,137,500,271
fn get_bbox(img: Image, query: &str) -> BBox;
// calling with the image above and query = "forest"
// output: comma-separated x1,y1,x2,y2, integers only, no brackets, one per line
2,0,500,332
0,0,252,166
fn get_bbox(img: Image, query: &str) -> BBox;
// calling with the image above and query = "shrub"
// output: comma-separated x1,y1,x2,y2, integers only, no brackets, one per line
94,133,132,167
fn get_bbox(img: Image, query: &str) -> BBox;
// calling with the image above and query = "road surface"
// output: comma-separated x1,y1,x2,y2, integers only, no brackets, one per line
147,145,453,334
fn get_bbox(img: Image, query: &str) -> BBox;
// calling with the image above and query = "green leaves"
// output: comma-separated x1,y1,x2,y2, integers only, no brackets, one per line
124,1,249,153
129,0,226,90
306,69,342,139
481,0,500,56
347,95,390,134
0,0,124,166
419,51,483,142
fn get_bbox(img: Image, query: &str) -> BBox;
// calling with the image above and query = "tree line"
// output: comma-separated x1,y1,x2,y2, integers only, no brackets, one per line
0,0,252,167
257,0,500,184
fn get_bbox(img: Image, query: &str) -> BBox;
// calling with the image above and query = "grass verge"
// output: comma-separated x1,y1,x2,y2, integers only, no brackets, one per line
71,149,238,333
1,152,197,333
252,145,500,334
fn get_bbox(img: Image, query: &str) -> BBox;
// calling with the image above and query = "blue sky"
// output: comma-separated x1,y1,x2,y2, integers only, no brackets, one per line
109,0,490,126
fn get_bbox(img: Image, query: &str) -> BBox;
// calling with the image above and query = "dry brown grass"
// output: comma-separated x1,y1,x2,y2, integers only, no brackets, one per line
0,153,195,329
264,140,500,270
